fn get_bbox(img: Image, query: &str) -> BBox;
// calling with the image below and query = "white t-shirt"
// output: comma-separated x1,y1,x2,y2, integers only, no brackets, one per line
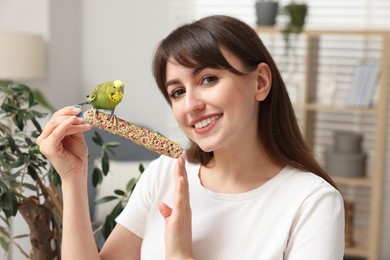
116,155,345,260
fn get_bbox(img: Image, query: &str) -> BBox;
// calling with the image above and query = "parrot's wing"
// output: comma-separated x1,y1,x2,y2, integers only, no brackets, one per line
87,84,104,102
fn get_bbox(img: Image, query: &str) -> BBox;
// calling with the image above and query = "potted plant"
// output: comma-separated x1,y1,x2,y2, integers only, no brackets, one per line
281,2,308,54
0,81,142,259
255,0,279,26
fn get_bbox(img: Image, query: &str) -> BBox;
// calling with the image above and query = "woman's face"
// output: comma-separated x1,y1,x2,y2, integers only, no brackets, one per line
165,51,262,153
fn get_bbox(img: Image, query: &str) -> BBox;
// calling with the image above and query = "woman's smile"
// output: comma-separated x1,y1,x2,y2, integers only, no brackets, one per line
192,114,223,135
193,114,222,129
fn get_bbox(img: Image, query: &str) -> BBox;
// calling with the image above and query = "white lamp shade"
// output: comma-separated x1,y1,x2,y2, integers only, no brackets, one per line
0,32,45,81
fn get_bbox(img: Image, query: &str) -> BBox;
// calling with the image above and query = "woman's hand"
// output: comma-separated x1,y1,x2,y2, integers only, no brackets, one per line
36,106,92,182
159,154,194,260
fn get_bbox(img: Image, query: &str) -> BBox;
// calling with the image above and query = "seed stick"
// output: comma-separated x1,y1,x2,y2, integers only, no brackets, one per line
83,109,183,158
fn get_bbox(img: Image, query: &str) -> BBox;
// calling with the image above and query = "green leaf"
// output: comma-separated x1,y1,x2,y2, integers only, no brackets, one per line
0,180,8,194
92,131,104,146
31,118,42,133
92,167,103,187
27,165,38,180
28,91,35,108
102,202,124,239
126,178,137,193
0,191,18,217
94,195,118,205
10,160,25,168
105,142,120,148
50,168,62,187
0,103,17,113
10,83,31,93
13,234,29,239
138,163,145,174
102,151,109,175
114,189,125,196
0,237,9,252
15,114,24,131
22,183,37,191
7,136,16,153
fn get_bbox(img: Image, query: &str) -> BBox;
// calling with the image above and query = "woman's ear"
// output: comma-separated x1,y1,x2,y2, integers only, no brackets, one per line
255,63,272,101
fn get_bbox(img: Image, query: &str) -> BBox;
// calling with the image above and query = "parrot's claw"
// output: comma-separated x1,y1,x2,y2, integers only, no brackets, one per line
107,114,118,126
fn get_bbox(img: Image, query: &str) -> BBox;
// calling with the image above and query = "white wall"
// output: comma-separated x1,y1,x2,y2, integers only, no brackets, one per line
0,1,172,259
80,0,171,133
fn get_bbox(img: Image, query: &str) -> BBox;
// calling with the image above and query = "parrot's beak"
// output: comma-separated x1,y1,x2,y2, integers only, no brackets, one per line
119,86,124,92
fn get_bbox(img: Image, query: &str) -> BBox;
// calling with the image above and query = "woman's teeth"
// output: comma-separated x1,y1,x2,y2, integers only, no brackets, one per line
194,115,220,129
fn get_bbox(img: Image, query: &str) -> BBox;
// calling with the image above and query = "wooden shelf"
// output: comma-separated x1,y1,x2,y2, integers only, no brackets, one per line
332,176,372,187
303,103,377,115
256,28,390,260
345,228,370,258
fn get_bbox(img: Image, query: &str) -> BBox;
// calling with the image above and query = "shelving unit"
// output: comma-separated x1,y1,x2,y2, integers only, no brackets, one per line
255,27,389,260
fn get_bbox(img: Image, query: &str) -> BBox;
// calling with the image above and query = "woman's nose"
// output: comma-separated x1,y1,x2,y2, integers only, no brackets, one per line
184,89,205,114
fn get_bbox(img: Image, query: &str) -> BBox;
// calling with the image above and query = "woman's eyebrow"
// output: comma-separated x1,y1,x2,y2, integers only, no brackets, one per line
165,67,208,88
165,79,181,89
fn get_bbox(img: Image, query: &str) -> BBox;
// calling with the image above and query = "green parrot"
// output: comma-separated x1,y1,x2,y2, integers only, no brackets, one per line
78,80,125,118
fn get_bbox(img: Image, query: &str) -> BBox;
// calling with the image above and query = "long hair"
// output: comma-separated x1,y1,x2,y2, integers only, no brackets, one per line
152,15,337,188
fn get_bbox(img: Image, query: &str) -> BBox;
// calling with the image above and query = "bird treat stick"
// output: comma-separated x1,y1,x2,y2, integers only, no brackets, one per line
83,109,183,158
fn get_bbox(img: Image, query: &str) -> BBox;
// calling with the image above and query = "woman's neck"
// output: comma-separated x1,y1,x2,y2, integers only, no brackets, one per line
199,145,284,194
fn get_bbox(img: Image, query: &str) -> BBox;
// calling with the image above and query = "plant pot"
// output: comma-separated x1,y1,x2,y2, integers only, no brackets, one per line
324,150,366,177
334,131,362,153
255,2,279,26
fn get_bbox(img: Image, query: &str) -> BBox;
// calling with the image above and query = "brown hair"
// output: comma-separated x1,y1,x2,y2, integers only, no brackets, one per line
152,15,337,188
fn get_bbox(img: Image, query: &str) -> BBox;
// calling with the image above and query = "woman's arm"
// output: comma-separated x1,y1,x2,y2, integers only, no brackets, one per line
100,224,142,259
37,106,142,259
38,106,100,259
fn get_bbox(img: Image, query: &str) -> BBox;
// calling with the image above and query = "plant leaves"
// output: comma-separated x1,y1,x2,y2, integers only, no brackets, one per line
10,83,31,93
13,234,29,239
126,178,137,193
94,195,118,205
114,189,125,196
102,202,124,239
27,165,39,180
92,167,103,187
92,131,104,146
102,151,109,175
138,163,145,174
105,142,120,148
0,237,9,252
22,183,37,191
0,180,8,194
0,191,18,217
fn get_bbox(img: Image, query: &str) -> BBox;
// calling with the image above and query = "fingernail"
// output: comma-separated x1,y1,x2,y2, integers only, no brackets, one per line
72,106,81,112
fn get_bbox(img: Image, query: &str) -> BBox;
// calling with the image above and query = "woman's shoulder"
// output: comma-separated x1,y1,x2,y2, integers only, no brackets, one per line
277,165,342,199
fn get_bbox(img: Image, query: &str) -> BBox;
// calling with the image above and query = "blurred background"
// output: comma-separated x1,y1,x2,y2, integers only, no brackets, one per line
1,0,389,259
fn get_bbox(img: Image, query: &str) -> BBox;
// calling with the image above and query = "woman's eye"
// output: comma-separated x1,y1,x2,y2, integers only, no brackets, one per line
169,88,186,99
202,75,218,85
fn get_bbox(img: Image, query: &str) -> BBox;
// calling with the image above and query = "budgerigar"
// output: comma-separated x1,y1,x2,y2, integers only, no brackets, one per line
78,80,124,122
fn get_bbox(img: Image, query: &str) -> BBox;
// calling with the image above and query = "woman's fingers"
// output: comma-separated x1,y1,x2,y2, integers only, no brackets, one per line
159,202,173,219
160,154,193,259
37,106,84,145
173,155,191,214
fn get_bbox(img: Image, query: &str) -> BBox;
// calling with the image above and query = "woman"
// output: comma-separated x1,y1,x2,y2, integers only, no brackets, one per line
37,15,344,259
